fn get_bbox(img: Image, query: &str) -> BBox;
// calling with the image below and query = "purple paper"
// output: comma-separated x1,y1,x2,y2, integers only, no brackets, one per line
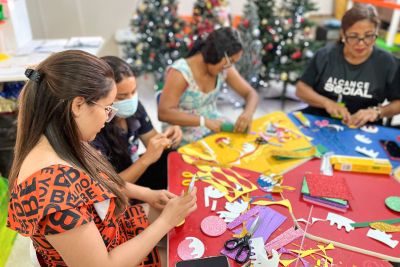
221,206,286,261
227,205,262,229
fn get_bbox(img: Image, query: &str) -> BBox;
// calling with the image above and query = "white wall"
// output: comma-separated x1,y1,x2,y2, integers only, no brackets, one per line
25,0,333,56
1,0,32,53
178,0,333,16
26,0,139,56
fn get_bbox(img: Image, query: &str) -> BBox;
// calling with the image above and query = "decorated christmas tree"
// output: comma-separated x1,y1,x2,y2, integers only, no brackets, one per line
123,0,188,89
254,0,276,83
190,0,231,45
256,0,321,84
236,0,263,89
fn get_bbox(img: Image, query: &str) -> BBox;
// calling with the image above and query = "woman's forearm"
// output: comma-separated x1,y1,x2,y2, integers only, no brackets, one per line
296,81,333,109
123,182,151,201
107,218,170,266
118,157,151,183
158,108,202,127
242,89,259,116
381,100,400,118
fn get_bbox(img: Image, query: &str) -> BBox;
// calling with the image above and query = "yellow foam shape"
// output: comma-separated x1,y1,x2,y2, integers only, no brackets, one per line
251,199,293,213
280,259,297,266
370,222,400,232
270,146,316,159
178,111,313,174
196,167,257,202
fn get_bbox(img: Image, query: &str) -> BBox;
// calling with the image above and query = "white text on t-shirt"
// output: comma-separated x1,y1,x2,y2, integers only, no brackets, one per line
324,77,372,98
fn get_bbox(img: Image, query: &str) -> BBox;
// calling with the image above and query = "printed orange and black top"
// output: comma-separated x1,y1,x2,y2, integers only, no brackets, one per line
7,164,161,267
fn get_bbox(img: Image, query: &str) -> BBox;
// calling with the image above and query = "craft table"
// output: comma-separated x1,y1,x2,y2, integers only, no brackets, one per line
283,158,400,262
0,37,104,82
289,113,400,169
167,152,393,266
178,111,313,175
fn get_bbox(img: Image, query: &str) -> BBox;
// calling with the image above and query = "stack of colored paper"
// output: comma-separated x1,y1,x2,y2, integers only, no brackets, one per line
301,173,352,212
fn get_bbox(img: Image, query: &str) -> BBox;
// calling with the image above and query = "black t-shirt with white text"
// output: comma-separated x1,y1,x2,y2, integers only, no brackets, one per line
300,43,400,116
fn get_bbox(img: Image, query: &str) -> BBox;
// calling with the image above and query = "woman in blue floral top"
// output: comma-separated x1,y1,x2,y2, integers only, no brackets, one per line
158,27,259,145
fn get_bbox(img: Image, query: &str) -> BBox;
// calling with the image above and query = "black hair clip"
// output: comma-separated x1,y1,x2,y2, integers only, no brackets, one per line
25,68,43,83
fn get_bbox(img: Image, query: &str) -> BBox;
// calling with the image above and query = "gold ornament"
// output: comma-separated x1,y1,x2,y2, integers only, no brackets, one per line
138,3,147,12
135,59,143,66
280,72,288,81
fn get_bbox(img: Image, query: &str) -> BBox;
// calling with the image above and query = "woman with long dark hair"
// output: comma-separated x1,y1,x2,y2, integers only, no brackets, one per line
7,50,196,267
296,4,400,127
158,27,259,145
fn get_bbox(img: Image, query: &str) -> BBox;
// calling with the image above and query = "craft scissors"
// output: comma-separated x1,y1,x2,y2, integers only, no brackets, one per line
181,171,210,186
224,216,262,264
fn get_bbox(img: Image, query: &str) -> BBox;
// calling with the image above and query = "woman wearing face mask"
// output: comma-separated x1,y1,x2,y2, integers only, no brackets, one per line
158,27,259,145
296,4,400,128
91,56,182,190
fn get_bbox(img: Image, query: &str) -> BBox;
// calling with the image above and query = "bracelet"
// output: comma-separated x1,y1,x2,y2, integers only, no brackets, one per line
199,115,205,128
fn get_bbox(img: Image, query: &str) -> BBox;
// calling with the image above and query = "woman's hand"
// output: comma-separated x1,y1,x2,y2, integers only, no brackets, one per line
205,118,223,133
323,100,351,122
143,189,177,210
163,126,182,148
347,108,379,128
142,134,171,165
234,112,252,133
159,188,197,228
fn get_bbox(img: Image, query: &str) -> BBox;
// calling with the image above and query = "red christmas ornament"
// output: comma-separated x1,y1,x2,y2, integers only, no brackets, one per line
287,18,293,24
266,43,274,50
291,51,302,60
242,19,249,28
150,52,156,60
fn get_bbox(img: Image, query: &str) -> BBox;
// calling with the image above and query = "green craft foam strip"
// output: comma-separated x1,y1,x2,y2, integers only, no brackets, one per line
351,218,400,228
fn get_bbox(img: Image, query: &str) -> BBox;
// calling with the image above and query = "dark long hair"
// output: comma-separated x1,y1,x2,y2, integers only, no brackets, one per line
340,4,380,42
10,50,127,214
98,56,134,171
186,27,243,64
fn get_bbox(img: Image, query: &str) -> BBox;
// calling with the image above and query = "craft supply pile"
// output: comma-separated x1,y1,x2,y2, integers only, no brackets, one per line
168,111,400,266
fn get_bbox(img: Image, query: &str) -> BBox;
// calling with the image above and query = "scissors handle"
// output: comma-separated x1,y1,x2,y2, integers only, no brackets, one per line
224,236,251,264
234,243,251,264
224,237,243,250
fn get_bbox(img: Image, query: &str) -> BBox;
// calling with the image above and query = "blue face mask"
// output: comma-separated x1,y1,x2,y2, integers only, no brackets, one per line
112,93,139,118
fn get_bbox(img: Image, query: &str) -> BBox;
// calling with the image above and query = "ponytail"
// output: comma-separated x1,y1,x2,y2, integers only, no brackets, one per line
186,36,206,58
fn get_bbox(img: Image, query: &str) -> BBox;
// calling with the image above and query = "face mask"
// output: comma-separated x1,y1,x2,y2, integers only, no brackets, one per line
112,93,139,118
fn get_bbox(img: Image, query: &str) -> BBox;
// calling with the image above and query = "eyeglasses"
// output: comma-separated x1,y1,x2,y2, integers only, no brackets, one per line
223,52,233,69
344,34,377,46
89,101,118,123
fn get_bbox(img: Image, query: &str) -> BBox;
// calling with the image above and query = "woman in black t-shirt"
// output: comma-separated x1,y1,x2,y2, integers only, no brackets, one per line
92,56,183,190
296,4,400,127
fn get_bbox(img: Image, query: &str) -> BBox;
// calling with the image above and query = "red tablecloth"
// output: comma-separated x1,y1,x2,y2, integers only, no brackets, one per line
167,152,395,266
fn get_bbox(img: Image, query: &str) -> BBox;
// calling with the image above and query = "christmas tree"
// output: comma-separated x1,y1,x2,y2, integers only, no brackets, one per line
254,0,276,83
190,0,231,45
236,0,263,89
124,0,188,89
256,0,321,84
